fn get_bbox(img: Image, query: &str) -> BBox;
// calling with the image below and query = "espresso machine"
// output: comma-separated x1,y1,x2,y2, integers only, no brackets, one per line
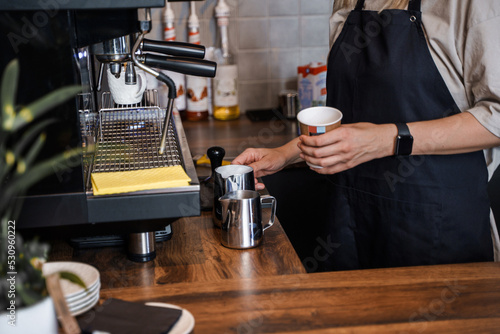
0,1,212,261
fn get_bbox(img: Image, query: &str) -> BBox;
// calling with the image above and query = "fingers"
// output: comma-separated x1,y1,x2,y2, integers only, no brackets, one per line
298,123,392,173
300,151,348,170
226,161,266,189
298,137,346,163
230,147,286,187
297,126,354,171
299,129,341,147
232,148,266,169
232,148,282,174
255,178,266,190
299,142,341,160
231,150,255,166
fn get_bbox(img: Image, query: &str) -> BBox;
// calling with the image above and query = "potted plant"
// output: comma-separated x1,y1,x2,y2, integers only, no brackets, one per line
0,59,86,332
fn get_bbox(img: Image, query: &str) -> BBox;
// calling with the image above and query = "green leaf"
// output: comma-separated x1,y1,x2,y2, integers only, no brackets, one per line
0,146,14,184
11,85,81,132
17,132,46,174
13,118,56,157
1,59,18,132
59,271,87,291
0,119,56,182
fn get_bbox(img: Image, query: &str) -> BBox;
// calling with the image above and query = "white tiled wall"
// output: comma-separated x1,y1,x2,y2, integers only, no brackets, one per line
150,0,334,113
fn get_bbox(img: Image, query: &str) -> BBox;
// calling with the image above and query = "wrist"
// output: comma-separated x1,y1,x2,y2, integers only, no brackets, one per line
281,137,303,165
380,124,399,158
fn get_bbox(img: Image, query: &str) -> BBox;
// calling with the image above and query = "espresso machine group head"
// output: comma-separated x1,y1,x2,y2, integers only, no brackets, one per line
0,1,213,262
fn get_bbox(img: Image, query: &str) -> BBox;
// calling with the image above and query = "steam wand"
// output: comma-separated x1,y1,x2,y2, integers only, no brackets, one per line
132,9,177,155
132,33,176,155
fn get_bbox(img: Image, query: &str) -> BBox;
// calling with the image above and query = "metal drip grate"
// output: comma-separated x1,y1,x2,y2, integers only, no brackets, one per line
100,89,160,112
92,90,182,174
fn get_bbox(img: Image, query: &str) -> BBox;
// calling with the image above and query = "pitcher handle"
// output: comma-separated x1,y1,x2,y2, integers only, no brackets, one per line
261,195,276,231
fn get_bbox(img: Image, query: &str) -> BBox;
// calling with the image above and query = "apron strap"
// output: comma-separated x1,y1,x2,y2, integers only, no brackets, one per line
355,0,365,11
354,0,421,11
408,0,421,11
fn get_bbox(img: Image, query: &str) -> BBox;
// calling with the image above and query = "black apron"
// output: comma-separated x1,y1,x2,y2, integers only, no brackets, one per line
323,0,493,270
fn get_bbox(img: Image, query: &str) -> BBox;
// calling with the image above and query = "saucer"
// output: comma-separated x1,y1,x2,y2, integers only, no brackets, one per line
43,261,100,298
43,261,101,316
67,282,101,309
65,280,100,303
71,292,100,316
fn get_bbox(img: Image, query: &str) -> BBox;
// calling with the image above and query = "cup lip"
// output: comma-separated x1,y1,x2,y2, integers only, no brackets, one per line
215,164,253,174
297,106,343,127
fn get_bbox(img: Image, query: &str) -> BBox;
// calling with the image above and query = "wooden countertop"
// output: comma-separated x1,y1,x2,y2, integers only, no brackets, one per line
96,262,500,333
49,212,500,333
50,212,500,333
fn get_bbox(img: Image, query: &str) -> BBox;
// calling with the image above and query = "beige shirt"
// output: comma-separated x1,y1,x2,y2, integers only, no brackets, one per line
330,0,500,178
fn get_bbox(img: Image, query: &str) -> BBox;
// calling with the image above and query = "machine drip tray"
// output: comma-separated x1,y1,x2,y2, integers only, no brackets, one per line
69,225,172,249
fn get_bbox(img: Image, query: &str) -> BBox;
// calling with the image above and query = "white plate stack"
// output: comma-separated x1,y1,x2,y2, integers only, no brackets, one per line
43,261,100,316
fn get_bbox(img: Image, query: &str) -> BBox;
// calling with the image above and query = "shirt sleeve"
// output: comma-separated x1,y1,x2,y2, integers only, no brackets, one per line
463,16,500,139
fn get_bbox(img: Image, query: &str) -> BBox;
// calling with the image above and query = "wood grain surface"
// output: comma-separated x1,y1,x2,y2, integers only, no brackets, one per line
93,262,500,333
49,211,306,290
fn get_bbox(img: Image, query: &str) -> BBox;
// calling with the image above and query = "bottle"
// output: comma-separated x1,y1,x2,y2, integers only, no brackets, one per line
163,2,175,42
185,1,209,121
162,2,187,120
213,0,240,121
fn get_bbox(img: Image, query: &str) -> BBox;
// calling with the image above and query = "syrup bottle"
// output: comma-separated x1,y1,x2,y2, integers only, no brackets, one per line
213,0,240,121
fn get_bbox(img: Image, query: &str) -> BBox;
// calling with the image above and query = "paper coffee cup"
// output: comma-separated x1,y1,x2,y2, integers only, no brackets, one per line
297,106,343,168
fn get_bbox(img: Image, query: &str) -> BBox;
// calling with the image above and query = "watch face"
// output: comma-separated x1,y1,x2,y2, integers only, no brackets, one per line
397,135,413,156
394,123,413,156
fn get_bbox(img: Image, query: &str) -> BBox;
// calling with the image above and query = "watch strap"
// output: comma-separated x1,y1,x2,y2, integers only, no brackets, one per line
394,123,413,156
395,122,411,137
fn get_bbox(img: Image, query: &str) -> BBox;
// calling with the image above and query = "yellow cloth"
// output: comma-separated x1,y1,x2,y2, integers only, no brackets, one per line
91,165,191,196
195,154,231,167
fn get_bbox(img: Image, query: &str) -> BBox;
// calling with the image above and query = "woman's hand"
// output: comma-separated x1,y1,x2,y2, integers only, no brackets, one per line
298,123,396,174
232,139,302,189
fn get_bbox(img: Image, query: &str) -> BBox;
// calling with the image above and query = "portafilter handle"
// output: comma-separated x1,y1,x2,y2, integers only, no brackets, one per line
140,54,217,78
142,39,206,59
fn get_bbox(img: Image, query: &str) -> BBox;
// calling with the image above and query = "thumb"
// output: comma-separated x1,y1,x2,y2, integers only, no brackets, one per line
231,156,246,165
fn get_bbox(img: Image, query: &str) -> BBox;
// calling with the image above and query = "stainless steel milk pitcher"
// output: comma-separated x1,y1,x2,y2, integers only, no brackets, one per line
219,190,276,249
213,165,255,227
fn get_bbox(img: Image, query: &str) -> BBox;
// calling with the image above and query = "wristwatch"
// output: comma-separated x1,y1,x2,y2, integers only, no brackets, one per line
394,123,413,156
